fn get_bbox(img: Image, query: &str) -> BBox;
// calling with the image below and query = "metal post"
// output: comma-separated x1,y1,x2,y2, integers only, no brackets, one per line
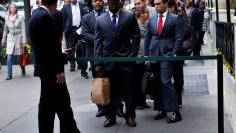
226,0,231,22
24,0,31,43
215,0,219,21
217,54,224,133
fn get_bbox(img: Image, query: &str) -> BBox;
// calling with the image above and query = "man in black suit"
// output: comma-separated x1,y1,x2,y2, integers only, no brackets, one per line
61,0,89,79
28,0,81,132
94,0,140,127
144,0,183,123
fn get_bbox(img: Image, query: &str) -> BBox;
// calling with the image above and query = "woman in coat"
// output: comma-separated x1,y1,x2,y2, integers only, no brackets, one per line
1,3,26,80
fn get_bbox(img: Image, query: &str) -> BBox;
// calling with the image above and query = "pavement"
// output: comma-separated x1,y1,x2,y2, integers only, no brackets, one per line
0,43,234,133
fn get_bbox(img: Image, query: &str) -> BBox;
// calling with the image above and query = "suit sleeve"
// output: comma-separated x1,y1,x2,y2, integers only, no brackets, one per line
94,19,103,65
43,15,64,74
81,16,94,44
172,16,184,55
144,18,151,56
130,13,140,57
61,5,67,32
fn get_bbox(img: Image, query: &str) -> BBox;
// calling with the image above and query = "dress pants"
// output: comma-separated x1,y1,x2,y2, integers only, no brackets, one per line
65,27,80,70
134,63,146,106
152,62,179,112
38,75,80,133
78,41,88,76
104,62,136,119
173,61,184,105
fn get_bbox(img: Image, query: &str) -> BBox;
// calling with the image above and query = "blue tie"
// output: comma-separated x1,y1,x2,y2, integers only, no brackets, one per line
112,14,116,30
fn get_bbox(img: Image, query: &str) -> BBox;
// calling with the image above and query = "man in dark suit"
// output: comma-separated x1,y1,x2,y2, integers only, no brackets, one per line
61,0,89,79
81,0,106,118
94,0,140,127
82,0,125,118
144,0,183,123
28,0,81,132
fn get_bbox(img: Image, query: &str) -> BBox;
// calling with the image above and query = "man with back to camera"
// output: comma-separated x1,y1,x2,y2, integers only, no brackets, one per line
28,0,81,132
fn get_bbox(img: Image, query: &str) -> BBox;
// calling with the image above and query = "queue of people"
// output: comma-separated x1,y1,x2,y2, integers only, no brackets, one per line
0,0,210,132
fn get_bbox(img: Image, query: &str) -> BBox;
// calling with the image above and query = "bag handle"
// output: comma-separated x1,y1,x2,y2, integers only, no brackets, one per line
97,71,104,78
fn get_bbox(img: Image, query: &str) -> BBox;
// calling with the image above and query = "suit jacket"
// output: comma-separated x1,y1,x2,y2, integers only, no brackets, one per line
52,9,64,40
144,12,183,58
28,7,66,77
81,10,105,57
61,2,87,34
94,10,140,69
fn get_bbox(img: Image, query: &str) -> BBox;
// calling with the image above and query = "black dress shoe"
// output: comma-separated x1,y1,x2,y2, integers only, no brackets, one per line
116,108,124,117
154,111,167,120
142,103,151,108
136,106,144,110
96,109,104,117
70,68,75,72
103,118,116,127
167,112,182,123
126,117,137,127
6,75,12,80
81,74,89,79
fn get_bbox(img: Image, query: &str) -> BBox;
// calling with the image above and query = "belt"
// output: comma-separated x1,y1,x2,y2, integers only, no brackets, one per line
72,26,79,29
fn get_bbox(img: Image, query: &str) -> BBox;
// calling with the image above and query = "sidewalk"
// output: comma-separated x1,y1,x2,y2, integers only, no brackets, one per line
0,43,234,133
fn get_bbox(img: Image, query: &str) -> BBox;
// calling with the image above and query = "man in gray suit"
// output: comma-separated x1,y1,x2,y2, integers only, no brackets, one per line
144,0,183,123
94,0,140,127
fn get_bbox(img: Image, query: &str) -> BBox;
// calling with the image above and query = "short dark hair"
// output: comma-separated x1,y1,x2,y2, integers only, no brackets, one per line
162,0,168,3
41,0,57,6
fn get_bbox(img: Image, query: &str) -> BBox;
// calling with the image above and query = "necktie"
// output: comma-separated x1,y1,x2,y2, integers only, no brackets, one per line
157,14,163,36
112,14,116,30
97,12,101,17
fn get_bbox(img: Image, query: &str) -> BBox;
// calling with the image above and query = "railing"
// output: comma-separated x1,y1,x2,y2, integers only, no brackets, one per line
69,55,224,133
215,21,235,75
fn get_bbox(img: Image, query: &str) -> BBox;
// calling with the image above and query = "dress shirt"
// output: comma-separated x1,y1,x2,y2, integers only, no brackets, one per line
109,10,120,26
157,10,168,28
71,3,81,27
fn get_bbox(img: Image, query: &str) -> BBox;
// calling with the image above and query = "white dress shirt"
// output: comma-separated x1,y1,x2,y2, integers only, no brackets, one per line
157,10,168,28
71,3,81,27
109,10,120,26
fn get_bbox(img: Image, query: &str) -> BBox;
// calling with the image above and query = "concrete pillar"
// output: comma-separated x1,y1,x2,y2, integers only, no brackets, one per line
210,9,217,53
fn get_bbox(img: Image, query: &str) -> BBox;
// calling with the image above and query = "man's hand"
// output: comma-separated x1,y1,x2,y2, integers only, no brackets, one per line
95,65,103,72
56,72,65,84
145,61,150,66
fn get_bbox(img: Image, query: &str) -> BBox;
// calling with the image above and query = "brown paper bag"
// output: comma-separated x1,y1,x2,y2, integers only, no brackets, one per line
91,77,110,105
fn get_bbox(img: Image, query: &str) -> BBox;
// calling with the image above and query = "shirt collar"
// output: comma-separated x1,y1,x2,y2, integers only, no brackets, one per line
40,5,51,15
109,10,120,18
158,10,168,17
71,3,78,6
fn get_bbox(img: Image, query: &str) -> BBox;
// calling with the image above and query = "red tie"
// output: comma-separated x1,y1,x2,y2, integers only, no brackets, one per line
157,14,163,36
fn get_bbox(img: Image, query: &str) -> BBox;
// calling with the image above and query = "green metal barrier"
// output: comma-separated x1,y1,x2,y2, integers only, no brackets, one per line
68,55,217,62
69,54,224,133
0,53,224,133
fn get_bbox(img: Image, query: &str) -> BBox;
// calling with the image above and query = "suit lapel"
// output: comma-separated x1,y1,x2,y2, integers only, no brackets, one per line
153,15,158,36
116,10,123,31
68,4,72,23
104,12,114,31
91,12,96,32
160,12,171,36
